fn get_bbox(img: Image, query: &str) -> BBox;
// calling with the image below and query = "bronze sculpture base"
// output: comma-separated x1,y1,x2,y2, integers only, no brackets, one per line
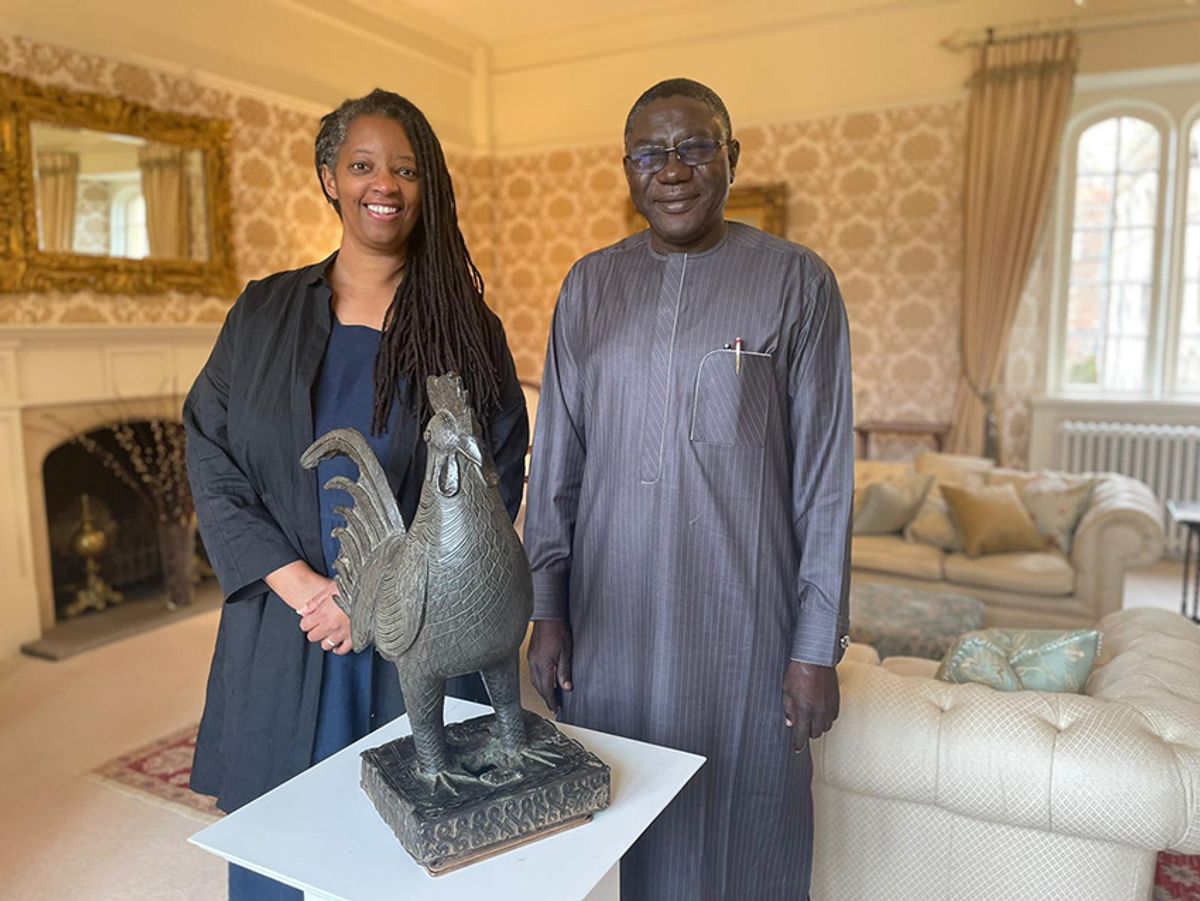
361,711,611,874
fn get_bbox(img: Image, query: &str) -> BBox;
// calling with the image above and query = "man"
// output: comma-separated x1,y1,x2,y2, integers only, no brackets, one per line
524,78,853,901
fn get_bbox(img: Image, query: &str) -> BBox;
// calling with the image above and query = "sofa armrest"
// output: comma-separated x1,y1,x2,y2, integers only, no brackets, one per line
1070,474,1164,618
813,661,1200,853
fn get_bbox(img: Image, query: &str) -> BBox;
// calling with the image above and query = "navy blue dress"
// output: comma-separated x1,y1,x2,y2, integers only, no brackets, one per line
230,316,489,900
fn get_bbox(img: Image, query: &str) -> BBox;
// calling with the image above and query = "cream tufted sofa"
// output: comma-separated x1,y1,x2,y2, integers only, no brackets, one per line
853,471,1165,630
810,608,1200,901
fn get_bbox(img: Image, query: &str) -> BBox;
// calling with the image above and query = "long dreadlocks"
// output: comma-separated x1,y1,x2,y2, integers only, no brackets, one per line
315,89,504,435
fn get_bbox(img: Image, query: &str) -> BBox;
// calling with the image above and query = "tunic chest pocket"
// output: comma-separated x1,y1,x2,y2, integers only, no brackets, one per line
690,349,773,447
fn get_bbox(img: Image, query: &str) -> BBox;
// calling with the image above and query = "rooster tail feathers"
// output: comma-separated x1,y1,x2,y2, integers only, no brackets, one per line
301,428,406,614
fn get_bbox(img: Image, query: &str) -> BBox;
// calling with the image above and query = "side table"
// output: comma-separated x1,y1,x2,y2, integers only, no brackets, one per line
1167,500,1200,623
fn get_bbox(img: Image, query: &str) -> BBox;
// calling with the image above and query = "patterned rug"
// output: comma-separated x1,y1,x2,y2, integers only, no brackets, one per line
95,725,1200,896
92,724,221,822
1157,854,1200,900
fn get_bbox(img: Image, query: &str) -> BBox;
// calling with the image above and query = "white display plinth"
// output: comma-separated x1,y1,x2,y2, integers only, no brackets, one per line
190,699,704,900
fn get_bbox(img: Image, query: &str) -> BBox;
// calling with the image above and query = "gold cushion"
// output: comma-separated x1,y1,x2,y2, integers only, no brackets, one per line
941,482,1048,558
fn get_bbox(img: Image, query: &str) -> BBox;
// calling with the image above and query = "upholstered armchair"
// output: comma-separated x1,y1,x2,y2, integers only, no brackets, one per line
811,609,1200,901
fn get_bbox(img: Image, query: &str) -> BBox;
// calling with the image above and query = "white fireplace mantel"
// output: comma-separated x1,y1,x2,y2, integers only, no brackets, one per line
0,323,220,659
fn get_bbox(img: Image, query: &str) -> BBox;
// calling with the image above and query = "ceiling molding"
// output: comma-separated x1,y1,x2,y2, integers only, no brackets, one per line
487,0,958,74
0,16,332,118
1077,62,1200,92
277,0,478,76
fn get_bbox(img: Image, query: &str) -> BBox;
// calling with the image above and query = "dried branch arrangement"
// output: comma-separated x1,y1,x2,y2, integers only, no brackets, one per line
69,418,193,526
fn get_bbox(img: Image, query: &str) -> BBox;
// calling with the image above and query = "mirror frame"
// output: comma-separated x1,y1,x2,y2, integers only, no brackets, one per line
0,72,238,295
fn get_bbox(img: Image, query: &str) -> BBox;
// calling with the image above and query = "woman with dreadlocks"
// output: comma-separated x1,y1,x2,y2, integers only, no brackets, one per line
183,89,527,900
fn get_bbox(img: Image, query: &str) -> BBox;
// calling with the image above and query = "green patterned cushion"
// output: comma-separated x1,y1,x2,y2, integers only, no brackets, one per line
936,628,1102,693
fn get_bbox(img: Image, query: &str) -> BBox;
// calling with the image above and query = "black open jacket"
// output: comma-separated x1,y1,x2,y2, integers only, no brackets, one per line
183,257,528,812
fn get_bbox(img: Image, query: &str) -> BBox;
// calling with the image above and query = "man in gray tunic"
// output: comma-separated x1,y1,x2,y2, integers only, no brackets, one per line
525,78,854,901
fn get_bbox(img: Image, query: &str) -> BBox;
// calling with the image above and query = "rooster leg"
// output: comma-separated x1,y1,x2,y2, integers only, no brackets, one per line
480,656,527,755
404,672,450,777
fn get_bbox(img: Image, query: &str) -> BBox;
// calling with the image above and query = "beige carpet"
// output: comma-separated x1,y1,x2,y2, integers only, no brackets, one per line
1,559,1185,900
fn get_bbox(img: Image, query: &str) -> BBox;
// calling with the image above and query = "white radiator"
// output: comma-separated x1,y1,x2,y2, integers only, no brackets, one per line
1057,420,1200,558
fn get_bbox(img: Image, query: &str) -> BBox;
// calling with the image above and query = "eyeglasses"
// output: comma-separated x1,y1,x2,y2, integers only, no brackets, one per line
624,137,730,175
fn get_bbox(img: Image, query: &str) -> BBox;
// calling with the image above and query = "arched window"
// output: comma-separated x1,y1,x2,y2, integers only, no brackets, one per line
1175,117,1200,394
1061,115,1162,392
110,185,148,260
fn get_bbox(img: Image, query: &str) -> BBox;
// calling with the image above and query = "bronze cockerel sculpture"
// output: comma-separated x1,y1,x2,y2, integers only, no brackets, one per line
300,373,533,786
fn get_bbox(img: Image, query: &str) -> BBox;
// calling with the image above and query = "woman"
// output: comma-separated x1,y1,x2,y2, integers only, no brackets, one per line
183,89,528,900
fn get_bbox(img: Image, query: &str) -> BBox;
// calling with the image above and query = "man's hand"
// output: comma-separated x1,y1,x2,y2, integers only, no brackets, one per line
528,619,573,714
782,661,840,752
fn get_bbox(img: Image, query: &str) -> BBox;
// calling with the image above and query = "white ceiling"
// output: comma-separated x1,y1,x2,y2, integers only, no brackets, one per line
4,0,1196,149
392,0,741,44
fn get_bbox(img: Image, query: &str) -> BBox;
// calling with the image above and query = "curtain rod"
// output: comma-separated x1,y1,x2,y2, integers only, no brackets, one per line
940,5,1200,51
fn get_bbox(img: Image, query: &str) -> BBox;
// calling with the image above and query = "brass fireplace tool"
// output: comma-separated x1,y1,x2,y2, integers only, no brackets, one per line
64,493,123,618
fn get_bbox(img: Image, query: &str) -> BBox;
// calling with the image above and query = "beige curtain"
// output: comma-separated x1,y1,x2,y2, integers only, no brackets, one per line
138,144,188,259
947,33,1078,458
36,151,79,253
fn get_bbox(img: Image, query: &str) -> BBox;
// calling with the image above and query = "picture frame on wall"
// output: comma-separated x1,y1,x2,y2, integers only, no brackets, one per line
626,183,787,238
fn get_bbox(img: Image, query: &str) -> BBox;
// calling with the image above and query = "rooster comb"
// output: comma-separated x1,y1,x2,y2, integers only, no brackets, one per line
426,372,473,420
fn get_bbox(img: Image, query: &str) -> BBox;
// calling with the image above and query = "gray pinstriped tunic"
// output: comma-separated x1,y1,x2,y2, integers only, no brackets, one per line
524,223,854,901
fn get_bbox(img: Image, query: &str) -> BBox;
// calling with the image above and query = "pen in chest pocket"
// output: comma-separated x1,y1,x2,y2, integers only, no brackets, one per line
734,337,743,375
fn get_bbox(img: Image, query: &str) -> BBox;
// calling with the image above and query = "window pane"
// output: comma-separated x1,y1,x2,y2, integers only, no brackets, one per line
1071,257,1104,283
1118,118,1160,171
1187,224,1200,280
1073,174,1114,227
1109,282,1150,336
1105,336,1145,390
1111,227,1154,282
1067,283,1104,331
1077,119,1118,175
1183,282,1200,334
1071,227,1107,261
1178,338,1200,391
1114,172,1158,227
1062,115,1161,394
1175,122,1200,394
1064,333,1101,385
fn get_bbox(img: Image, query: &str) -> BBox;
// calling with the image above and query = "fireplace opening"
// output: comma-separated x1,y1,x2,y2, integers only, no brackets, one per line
42,419,212,622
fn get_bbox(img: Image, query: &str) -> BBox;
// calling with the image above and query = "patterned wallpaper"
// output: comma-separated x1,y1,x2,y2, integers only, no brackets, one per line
0,35,342,325
0,36,1041,465
72,181,110,255
486,101,970,434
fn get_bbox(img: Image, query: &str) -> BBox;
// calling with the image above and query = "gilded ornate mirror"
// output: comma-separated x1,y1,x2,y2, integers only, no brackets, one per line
0,73,237,295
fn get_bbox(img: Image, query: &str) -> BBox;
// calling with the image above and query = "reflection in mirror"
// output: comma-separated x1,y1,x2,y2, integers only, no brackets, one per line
30,123,210,261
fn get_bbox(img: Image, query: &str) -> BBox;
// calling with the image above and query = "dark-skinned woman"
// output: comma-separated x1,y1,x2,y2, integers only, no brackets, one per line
183,89,528,900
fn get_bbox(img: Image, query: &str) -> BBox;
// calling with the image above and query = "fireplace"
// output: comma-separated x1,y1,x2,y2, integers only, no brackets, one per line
0,324,222,657
42,419,212,622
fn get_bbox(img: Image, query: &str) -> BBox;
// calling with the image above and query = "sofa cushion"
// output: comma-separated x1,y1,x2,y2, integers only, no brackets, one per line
915,451,994,487
943,549,1075,596
854,460,913,512
853,473,934,535
1020,477,1096,554
941,482,1048,557
903,495,963,551
851,534,945,580
936,628,1102,693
